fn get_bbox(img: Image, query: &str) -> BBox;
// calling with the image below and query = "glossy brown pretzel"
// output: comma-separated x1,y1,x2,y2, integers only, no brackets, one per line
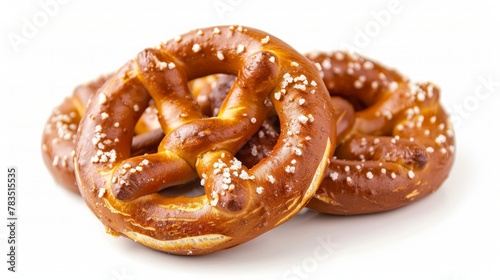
234,51,455,215
73,25,335,255
308,51,455,214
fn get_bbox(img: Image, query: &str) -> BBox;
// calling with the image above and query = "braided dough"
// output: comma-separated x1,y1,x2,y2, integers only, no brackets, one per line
73,25,335,255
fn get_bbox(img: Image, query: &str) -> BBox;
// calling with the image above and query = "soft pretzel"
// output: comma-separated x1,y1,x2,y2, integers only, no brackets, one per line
41,76,162,193
233,51,455,214
307,51,455,214
73,25,335,255
42,75,108,192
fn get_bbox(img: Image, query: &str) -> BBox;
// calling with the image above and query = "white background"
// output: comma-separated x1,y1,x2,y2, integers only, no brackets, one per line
1,0,499,279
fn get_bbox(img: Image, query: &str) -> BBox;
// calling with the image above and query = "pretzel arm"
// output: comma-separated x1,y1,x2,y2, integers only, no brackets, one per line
334,134,429,170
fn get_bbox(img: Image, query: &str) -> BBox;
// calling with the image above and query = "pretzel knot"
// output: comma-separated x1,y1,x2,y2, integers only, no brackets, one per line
236,51,456,215
73,25,335,255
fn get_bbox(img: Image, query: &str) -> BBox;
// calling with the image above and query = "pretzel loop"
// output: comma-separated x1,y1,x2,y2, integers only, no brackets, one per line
74,25,335,255
305,51,455,214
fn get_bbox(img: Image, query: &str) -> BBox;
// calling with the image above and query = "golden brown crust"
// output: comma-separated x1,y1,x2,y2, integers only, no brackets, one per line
73,25,335,255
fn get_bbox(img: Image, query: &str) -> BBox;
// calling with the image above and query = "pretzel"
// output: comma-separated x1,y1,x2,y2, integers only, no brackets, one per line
41,76,162,193
73,25,335,255
308,51,455,214
233,51,455,214
42,75,108,192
